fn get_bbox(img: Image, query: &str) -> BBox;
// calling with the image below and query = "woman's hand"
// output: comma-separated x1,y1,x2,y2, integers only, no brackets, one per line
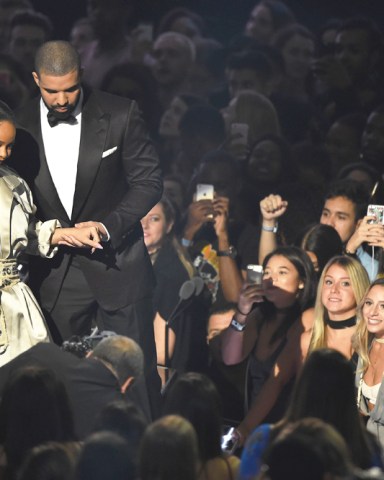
183,199,215,239
345,215,384,253
237,281,265,315
52,225,103,251
260,194,288,223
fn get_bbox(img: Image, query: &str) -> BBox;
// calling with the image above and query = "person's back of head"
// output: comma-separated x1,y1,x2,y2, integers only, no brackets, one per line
285,348,375,469
76,431,136,480
139,415,198,480
18,441,81,480
91,335,144,386
261,417,352,480
163,372,222,462
34,40,80,76
0,365,75,472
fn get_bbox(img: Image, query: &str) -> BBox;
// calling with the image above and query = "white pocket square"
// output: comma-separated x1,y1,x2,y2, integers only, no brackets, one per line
102,146,118,158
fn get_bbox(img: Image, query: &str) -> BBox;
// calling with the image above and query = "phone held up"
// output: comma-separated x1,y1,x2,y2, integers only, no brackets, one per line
367,204,384,224
246,264,263,285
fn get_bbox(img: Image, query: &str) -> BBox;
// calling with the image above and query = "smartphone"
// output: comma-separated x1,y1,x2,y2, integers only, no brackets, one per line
246,264,263,285
221,426,239,454
367,204,384,224
230,123,249,146
196,183,214,202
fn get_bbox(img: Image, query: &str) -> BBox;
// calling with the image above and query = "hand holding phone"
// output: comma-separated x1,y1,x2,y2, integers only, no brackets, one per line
367,204,384,224
246,265,263,285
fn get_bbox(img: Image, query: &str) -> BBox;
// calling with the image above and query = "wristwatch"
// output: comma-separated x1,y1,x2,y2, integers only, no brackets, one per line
217,246,237,258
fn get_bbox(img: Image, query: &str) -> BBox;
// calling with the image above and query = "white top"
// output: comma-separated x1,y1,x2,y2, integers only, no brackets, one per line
40,91,83,219
362,380,381,405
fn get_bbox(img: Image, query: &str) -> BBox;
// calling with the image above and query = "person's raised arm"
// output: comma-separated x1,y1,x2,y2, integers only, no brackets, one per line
213,195,243,302
259,195,288,265
220,282,264,365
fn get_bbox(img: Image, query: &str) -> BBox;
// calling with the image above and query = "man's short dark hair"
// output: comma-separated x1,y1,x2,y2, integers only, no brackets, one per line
324,179,370,220
336,17,384,53
34,40,80,76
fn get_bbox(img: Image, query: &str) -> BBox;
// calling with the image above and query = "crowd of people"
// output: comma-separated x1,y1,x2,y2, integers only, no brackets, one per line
1,0,384,479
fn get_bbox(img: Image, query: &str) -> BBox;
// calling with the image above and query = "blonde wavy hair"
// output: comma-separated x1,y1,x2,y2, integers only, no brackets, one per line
309,255,369,353
352,278,384,373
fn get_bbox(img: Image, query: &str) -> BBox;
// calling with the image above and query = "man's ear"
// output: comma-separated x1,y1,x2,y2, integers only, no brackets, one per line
32,72,40,87
121,376,135,394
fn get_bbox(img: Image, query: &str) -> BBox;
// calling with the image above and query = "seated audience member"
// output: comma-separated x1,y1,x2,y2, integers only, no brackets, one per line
0,0,33,53
354,278,384,448
158,93,206,173
219,246,316,440
186,37,226,100
0,366,75,479
18,441,81,480
80,0,136,88
337,162,382,198
312,17,384,120
141,196,207,384
257,418,354,480
150,31,196,109
69,17,94,54
139,415,199,480
92,400,146,476
240,134,295,223
226,49,278,100
361,104,384,175
100,62,162,138
0,53,31,108
163,372,240,480
0,336,147,438
7,9,52,74
76,432,136,480
240,350,380,479
325,112,367,176
271,23,315,102
244,0,296,45
223,90,280,162
156,7,205,43
176,104,226,180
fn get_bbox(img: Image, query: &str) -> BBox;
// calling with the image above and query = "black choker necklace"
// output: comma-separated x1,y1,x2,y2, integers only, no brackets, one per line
326,316,356,330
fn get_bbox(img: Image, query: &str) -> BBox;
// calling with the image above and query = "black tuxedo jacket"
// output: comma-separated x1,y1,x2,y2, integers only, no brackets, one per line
11,90,163,310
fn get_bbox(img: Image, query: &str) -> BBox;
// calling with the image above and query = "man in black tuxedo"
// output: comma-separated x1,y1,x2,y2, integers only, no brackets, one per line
0,337,147,438
11,40,162,416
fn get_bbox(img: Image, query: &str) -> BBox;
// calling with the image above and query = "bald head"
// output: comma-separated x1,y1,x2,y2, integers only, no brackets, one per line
34,40,81,76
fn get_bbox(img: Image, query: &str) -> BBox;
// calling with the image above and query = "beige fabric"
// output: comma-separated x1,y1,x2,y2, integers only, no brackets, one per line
0,168,60,367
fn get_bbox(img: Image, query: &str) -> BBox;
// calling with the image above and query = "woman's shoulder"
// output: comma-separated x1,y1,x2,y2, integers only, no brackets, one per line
200,455,240,480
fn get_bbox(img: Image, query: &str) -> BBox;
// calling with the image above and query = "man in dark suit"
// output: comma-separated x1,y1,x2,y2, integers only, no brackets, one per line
11,40,163,417
0,336,147,438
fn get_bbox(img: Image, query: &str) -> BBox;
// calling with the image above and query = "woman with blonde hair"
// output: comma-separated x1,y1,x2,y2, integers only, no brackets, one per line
353,278,384,447
306,255,370,359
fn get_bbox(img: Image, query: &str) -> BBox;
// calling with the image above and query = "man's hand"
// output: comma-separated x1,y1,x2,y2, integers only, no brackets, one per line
183,199,215,240
345,215,384,253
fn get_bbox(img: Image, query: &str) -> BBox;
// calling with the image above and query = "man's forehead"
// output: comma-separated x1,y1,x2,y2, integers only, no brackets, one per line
324,196,355,213
336,28,370,47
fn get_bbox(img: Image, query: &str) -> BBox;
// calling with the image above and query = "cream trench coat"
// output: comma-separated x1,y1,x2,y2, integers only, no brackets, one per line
0,164,59,366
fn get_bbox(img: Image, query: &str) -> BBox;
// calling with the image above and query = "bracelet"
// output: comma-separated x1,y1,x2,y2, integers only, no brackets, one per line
236,306,250,316
181,237,193,247
262,223,278,233
344,247,356,257
230,316,246,332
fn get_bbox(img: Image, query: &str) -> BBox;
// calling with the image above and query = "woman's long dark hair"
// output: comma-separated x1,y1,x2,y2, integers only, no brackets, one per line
260,246,316,345
284,348,376,469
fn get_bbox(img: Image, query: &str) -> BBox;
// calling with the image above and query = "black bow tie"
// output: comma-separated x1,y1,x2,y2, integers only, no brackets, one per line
47,111,78,127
